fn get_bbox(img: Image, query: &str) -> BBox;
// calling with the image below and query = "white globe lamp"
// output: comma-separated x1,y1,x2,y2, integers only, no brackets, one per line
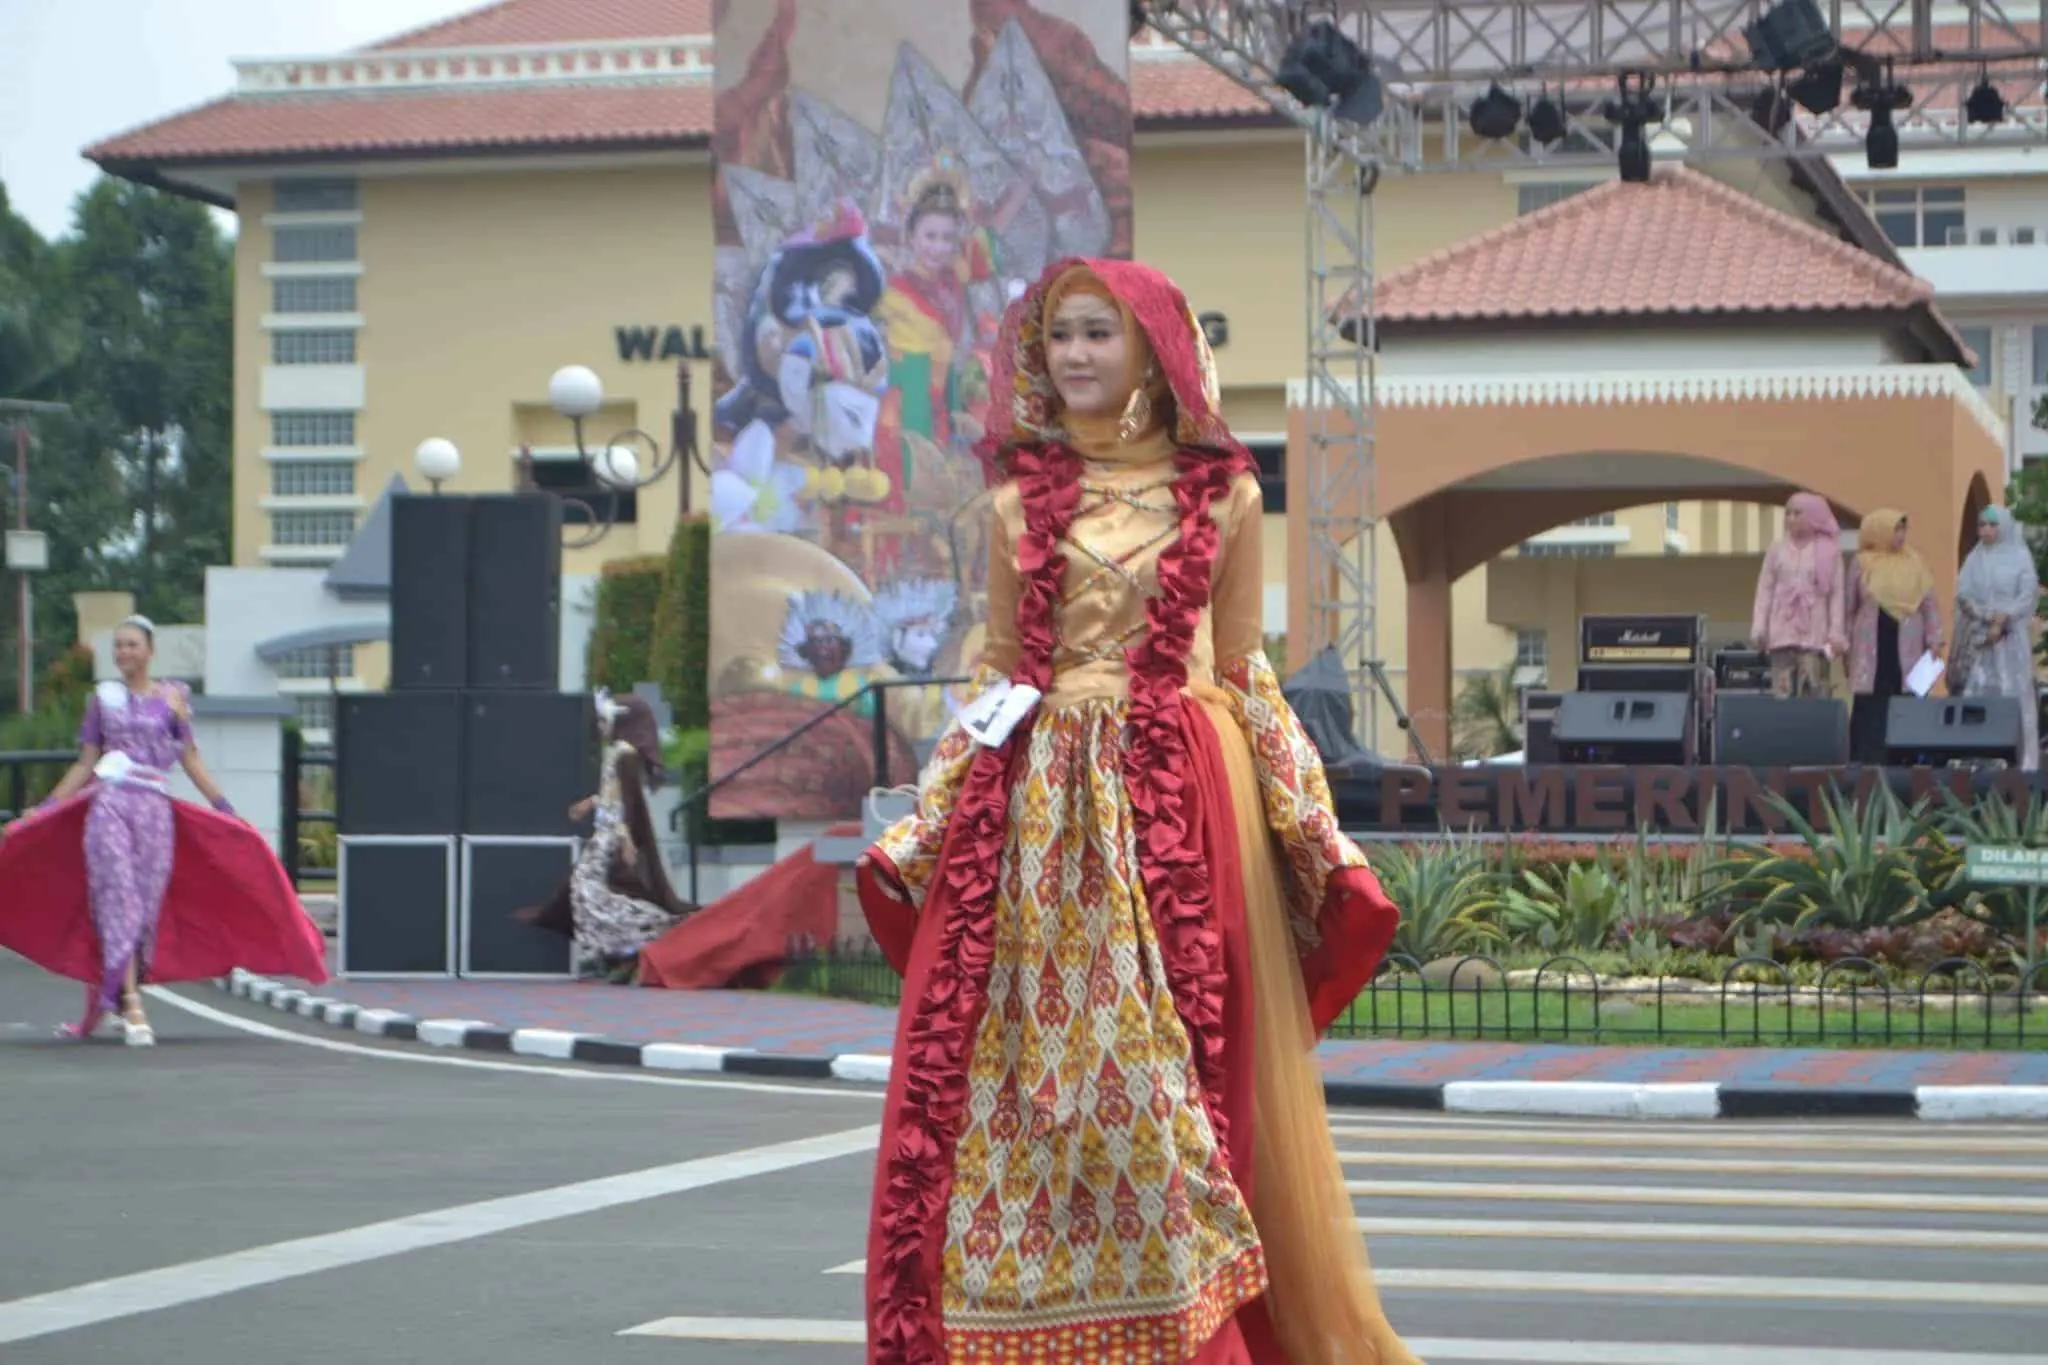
413,437,461,493
594,445,640,489
549,364,605,420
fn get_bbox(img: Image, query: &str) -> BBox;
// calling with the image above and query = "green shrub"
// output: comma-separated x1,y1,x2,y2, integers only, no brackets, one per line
586,555,667,692
648,514,711,730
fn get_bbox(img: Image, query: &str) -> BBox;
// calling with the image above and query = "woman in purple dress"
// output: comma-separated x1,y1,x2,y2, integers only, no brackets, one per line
32,617,237,1045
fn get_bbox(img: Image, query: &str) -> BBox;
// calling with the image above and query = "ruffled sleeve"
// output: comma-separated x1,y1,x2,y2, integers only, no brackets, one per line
1210,479,1399,1031
857,495,1017,972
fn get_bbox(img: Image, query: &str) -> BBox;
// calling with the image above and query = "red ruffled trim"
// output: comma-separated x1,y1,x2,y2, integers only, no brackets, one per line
1123,447,1244,1157
1301,865,1402,1037
868,445,1073,1365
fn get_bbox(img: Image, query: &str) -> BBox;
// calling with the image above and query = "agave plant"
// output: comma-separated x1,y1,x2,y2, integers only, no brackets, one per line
1700,784,1963,936
1939,789,2048,963
1500,861,1624,954
1372,838,1507,963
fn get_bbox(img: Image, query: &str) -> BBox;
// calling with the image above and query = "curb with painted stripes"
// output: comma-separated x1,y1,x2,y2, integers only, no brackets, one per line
215,972,2048,1122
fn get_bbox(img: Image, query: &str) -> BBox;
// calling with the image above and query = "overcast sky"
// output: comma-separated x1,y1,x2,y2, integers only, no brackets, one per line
0,0,480,241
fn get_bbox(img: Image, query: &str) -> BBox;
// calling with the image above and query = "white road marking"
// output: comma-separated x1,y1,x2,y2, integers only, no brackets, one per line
1324,1111,2048,1139
1349,1216,2048,1252
614,1318,2048,1363
1328,1123,2048,1154
1337,1149,2048,1181
821,1260,2045,1306
0,1124,880,1347
142,987,888,1103
1371,1268,2048,1307
1345,1178,2048,1216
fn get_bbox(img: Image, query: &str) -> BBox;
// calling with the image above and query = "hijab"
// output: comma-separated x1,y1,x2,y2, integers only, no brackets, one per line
1959,504,2038,616
1769,491,1843,631
1855,509,1935,622
1037,264,1174,467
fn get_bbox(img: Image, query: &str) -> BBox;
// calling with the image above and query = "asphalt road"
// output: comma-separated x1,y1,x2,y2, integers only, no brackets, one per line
4,949,2047,1365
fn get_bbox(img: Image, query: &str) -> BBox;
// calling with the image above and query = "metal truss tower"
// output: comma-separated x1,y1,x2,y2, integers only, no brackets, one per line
1143,0,2048,757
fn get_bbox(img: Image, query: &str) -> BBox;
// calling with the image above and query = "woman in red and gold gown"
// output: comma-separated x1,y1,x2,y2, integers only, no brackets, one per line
857,258,1420,1364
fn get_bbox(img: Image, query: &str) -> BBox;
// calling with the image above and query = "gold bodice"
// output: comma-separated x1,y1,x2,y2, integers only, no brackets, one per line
983,464,1266,707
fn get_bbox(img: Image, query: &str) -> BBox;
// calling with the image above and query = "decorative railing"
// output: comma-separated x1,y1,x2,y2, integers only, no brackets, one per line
234,37,714,97
777,940,2048,1050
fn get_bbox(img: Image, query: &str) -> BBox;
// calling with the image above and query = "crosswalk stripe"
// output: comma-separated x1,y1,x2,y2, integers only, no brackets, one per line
1328,1123,2048,1154
1325,1112,2048,1140
1350,1216,2048,1251
1345,1178,2048,1215
823,1258,2048,1305
614,1318,2048,1362
1336,1149,2048,1180
1371,1268,2048,1307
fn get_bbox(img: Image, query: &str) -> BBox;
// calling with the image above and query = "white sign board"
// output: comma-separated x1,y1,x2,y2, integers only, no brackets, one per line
4,529,48,572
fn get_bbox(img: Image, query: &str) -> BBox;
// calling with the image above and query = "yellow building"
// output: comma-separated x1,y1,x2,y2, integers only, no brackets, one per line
84,0,1988,756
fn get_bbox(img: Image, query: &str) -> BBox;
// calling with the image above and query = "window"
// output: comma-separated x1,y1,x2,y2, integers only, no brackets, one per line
272,277,357,313
1570,513,1616,527
2019,227,2040,246
1666,502,1680,531
269,510,357,547
270,460,356,497
293,694,336,740
1864,186,1965,248
527,456,637,526
1514,628,1548,672
1518,542,1617,558
272,412,355,447
274,645,355,680
2032,325,2048,387
1247,439,1285,514
1959,326,1993,388
273,225,357,263
274,180,358,214
1517,182,1596,215
271,330,356,365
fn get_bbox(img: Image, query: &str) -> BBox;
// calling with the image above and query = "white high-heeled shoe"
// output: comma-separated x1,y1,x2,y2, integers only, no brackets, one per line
123,1017,156,1047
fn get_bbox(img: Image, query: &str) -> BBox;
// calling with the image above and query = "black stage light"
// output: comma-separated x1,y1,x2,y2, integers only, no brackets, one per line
1276,19,1385,127
1744,0,1839,72
1470,84,1522,140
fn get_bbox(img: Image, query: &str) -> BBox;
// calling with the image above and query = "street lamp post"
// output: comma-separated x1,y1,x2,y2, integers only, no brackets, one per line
0,399,70,716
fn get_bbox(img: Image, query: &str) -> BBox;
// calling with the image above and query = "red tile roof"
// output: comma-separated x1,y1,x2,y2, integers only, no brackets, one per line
1369,167,1934,325
370,0,712,50
89,83,715,164
84,3,1268,169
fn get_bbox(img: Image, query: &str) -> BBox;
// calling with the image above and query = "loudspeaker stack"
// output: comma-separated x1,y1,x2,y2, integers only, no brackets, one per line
337,493,597,978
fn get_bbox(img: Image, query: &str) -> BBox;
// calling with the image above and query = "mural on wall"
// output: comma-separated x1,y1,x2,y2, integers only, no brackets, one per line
708,0,1134,819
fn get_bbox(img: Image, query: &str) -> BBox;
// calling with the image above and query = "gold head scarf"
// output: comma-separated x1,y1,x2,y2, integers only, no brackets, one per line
1856,509,1935,622
1039,265,1174,466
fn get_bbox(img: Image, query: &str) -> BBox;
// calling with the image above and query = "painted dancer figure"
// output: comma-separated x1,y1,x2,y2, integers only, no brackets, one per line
0,616,327,1043
857,259,1418,1364
518,691,691,980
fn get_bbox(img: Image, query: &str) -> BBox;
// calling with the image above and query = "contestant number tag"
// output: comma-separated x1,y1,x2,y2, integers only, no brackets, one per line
959,680,1042,748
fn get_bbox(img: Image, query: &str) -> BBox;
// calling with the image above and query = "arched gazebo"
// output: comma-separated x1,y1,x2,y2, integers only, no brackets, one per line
1286,168,2007,757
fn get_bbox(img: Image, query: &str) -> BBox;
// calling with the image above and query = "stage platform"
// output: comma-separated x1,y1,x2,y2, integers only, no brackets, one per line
1332,764,2043,837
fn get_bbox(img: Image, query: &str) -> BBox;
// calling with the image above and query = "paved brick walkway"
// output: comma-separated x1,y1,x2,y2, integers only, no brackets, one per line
287,976,2048,1089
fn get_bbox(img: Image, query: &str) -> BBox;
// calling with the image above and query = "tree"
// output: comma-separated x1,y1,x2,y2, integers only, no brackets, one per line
58,178,233,624
1452,666,1525,761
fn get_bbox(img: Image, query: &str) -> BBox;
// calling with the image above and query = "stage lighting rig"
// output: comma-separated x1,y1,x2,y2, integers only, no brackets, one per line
1604,73,1659,183
1275,19,1384,126
1852,60,1912,170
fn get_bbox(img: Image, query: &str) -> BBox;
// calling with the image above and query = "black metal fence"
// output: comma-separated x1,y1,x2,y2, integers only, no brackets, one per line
280,728,336,889
774,939,2048,1050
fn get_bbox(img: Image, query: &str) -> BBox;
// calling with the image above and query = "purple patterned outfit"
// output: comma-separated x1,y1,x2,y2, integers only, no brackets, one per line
77,681,190,1017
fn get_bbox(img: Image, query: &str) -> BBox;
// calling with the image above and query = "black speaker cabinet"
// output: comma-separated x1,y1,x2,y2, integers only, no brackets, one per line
1885,696,2024,767
1521,689,1564,765
337,836,457,977
466,494,563,690
336,691,464,835
462,691,595,836
1578,665,1701,695
1555,691,1694,765
391,495,473,690
460,836,579,978
1715,695,1850,768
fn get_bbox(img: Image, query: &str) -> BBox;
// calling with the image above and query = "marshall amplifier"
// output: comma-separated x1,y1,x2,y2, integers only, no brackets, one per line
1579,614,1708,668
1714,648,1772,695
